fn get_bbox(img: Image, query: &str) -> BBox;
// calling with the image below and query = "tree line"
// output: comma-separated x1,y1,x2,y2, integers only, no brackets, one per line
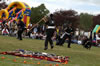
31,3,100,32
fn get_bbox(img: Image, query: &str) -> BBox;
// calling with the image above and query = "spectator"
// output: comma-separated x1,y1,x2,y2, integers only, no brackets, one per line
30,32,36,39
33,26,38,34
2,27,9,35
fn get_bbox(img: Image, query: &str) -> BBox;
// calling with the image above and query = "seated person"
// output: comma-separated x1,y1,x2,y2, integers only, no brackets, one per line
82,36,92,49
30,32,36,39
2,27,9,35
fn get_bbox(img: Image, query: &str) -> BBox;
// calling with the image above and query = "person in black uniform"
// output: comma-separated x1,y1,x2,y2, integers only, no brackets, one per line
44,14,56,50
56,23,74,48
17,17,25,40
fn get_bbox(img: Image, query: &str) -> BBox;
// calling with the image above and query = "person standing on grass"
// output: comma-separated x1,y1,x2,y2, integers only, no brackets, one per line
43,14,56,50
56,23,74,48
17,17,25,40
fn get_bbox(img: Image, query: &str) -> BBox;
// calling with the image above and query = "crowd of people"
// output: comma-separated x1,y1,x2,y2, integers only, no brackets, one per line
0,19,43,39
0,18,17,36
0,17,55,40
0,14,75,50
0,14,99,50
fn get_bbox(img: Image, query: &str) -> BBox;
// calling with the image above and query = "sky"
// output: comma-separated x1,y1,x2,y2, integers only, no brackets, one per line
4,0,100,15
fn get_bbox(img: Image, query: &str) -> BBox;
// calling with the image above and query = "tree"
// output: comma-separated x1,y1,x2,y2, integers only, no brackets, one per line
0,2,8,10
93,15,100,28
53,10,79,29
30,4,49,24
79,13,93,31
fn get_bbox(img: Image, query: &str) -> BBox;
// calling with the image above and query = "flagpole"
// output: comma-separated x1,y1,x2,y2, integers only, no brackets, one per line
27,16,47,33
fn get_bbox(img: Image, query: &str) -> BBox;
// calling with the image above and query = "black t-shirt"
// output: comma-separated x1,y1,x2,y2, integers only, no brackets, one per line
65,27,73,33
46,20,55,26
45,19,55,30
17,21,25,29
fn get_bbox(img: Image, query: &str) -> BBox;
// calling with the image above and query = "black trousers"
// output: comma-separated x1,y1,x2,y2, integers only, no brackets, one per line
56,35,60,45
45,29,55,49
56,33,71,47
18,29,24,40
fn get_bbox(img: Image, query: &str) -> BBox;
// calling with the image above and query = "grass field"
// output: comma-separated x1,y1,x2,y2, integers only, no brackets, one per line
0,35,100,66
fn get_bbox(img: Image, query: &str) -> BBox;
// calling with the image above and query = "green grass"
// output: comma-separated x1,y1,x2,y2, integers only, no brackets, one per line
0,35,100,66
